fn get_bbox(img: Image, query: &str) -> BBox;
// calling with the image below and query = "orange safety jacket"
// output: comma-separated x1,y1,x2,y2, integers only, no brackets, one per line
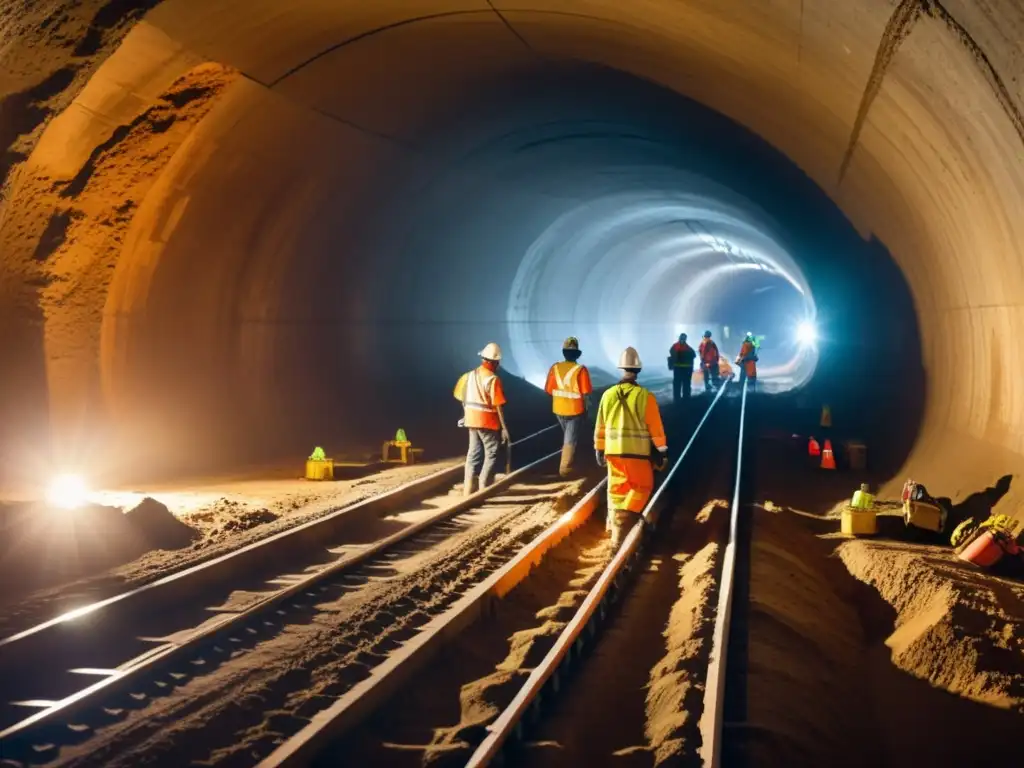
737,341,757,377
454,364,506,431
699,339,719,365
544,361,593,416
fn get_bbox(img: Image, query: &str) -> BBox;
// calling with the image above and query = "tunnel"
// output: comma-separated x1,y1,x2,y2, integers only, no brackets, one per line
0,0,1020,508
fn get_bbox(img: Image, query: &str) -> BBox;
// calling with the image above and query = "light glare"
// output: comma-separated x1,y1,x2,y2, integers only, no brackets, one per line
46,474,89,509
796,321,817,344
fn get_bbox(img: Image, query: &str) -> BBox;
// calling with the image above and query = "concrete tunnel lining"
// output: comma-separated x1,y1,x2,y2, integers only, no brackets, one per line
0,0,1021,506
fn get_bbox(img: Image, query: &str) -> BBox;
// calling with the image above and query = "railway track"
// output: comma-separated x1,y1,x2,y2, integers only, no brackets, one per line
456,378,753,768
240,382,738,767
0,427,575,766
451,376,751,768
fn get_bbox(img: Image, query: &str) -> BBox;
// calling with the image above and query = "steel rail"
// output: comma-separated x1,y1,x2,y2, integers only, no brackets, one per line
259,476,609,766
0,425,559,651
0,429,560,748
465,378,735,767
699,375,749,768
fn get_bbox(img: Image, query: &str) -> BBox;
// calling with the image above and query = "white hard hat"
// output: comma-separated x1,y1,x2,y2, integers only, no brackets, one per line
478,342,502,361
618,346,642,369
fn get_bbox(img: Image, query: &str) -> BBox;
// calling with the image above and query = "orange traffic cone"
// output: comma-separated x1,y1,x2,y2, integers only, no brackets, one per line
807,436,821,457
820,439,836,470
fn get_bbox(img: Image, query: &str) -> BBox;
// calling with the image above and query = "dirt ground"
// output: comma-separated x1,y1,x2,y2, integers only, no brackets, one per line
45,474,583,768
746,438,1024,767
0,459,460,638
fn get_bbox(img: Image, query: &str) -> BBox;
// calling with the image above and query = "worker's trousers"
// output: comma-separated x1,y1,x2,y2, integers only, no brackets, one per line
556,414,584,477
672,367,693,404
739,371,757,394
702,363,720,392
465,428,500,495
604,455,654,552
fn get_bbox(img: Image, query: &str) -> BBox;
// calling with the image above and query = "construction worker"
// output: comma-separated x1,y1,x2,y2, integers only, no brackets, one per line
544,336,594,477
735,332,758,393
594,347,668,552
454,342,510,496
667,333,696,404
698,330,720,393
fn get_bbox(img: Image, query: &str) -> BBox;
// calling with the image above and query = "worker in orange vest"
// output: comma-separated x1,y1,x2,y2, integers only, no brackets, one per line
668,333,696,404
544,336,594,477
735,332,758,393
698,330,720,393
594,347,668,552
454,342,510,496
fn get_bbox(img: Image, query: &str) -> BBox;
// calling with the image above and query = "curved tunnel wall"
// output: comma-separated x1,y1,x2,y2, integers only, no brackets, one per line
0,0,1020,505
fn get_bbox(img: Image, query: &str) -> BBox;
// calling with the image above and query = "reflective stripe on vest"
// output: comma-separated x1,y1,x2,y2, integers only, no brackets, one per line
464,369,497,412
552,363,582,400
600,384,651,456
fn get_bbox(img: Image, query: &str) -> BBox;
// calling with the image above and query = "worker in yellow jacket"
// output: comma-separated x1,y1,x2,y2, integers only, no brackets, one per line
594,347,668,551
544,336,593,477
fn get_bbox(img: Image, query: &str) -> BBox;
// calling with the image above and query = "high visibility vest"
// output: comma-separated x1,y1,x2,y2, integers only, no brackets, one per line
457,366,500,430
597,383,651,457
548,361,586,416
670,342,695,368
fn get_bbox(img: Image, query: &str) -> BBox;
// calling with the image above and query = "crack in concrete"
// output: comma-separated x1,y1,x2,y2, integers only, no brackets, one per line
838,0,922,184
487,0,537,54
924,0,1024,149
840,0,1024,185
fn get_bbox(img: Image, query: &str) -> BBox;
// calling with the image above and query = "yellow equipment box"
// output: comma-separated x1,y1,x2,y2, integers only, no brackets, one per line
904,500,945,532
305,458,334,481
841,506,878,536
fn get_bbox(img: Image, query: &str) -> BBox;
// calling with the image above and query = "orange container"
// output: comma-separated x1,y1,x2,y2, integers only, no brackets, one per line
957,530,1006,568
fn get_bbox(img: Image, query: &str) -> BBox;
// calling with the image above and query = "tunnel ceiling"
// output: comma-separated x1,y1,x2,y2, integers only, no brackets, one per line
0,0,1022,499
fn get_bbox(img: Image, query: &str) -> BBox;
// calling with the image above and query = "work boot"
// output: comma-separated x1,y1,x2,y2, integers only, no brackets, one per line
559,443,575,478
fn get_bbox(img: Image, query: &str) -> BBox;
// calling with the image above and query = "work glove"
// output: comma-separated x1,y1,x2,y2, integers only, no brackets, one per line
654,452,669,472
595,449,606,468
501,428,511,444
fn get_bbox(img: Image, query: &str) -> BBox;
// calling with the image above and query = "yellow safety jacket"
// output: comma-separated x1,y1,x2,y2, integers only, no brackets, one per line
595,383,653,458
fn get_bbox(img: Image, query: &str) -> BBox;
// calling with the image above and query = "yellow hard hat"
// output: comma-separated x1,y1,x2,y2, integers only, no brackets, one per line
478,342,502,361
618,346,642,369
562,336,579,351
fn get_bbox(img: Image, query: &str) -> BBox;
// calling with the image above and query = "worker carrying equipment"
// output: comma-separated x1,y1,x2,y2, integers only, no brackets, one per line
734,332,758,393
698,330,720,393
668,333,697,404
454,342,510,496
594,346,668,552
545,336,594,477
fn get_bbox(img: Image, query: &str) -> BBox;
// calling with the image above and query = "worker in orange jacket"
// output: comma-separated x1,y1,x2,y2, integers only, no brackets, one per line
594,347,668,552
698,330,720,393
544,336,593,477
454,342,509,496
735,332,758,393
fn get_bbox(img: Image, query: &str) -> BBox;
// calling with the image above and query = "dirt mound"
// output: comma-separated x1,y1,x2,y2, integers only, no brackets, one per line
124,496,199,550
0,501,149,598
184,498,279,536
839,539,1024,708
746,505,1024,767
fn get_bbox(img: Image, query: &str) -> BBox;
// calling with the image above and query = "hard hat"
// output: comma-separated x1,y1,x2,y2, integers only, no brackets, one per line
703,330,712,338
478,342,502,361
745,331,754,340
562,336,579,351
618,346,642,369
